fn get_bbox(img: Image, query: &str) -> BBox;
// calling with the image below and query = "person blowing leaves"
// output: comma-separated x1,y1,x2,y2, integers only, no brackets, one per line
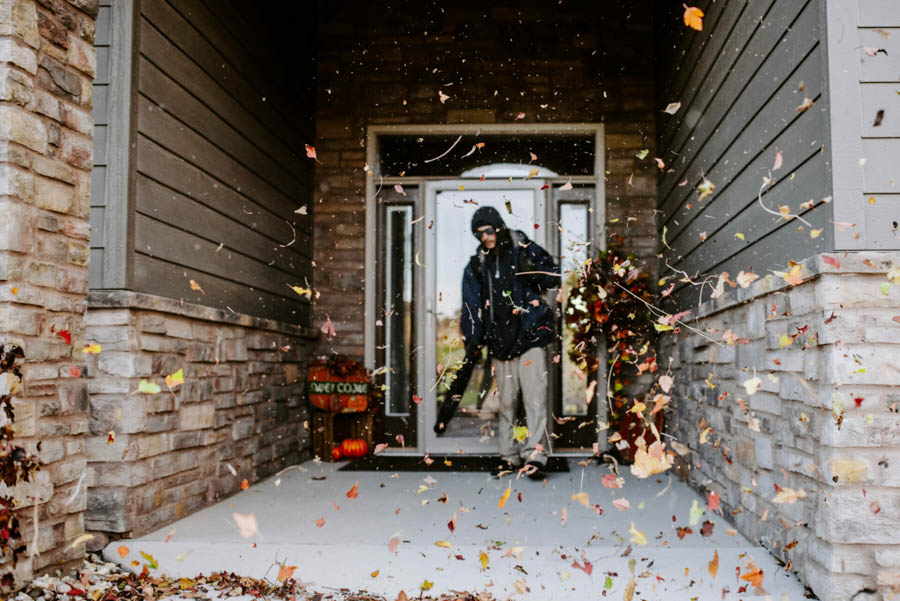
434,206,560,480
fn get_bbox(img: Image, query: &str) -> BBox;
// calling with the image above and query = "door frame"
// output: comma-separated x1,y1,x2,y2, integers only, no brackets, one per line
364,123,607,454
421,178,549,455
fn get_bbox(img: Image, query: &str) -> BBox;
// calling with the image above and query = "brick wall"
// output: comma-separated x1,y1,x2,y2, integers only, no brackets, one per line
662,251,900,601
314,0,658,358
0,0,97,584
82,291,317,545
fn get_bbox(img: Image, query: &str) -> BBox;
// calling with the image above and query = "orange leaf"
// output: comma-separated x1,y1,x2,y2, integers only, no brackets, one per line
741,567,764,586
708,549,719,579
498,486,511,508
683,5,704,30
347,481,359,499
241,479,249,490
276,564,297,583
315,517,325,528
117,545,129,558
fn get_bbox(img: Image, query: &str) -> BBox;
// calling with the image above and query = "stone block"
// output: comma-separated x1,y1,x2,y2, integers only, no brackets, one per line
231,416,255,440
754,435,774,470
0,37,38,74
0,305,41,335
137,433,169,458
179,403,215,431
86,487,129,532
66,30,94,76
816,488,900,544
59,130,91,169
0,106,47,153
97,351,152,377
820,413,900,448
1,0,40,49
89,395,146,434
164,317,194,339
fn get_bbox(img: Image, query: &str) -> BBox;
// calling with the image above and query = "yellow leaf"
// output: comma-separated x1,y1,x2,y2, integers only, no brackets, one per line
779,334,793,348
683,5,704,30
772,487,808,504
434,540,452,548
708,550,719,579
165,368,184,389
479,551,489,571
137,380,161,394
289,285,312,299
629,522,647,546
178,578,195,590
498,486,511,508
697,177,715,201
810,228,823,239
513,425,528,443
370,570,379,578
276,564,297,583
630,440,675,478
629,401,646,415
420,579,434,591
82,343,102,355
734,232,745,240
571,491,590,508
189,279,205,294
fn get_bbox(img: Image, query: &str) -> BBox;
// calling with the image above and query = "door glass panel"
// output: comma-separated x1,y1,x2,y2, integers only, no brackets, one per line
434,189,536,438
560,202,590,416
385,206,413,415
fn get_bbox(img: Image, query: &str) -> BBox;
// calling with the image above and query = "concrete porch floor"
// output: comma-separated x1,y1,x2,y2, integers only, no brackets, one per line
103,459,806,600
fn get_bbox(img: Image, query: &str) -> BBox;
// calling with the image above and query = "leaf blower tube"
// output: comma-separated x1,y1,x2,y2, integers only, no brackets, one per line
433,343,491,435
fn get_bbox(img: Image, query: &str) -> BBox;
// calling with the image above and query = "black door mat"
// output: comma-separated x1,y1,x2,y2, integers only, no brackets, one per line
337,455,570,473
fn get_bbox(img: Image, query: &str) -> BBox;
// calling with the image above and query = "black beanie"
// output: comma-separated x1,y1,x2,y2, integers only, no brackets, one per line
470,206,506,235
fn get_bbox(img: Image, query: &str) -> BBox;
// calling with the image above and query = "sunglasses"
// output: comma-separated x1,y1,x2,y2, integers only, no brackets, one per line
475,225,497,239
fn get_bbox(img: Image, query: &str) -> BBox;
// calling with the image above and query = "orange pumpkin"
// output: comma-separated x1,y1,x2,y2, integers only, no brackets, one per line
340,438,368,458
331,447,343,461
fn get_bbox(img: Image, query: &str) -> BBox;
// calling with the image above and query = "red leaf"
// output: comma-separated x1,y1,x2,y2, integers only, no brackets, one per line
571,558,593,576
346,481,359,499
822,255,840,269
58,329,71,345
707,491,720,512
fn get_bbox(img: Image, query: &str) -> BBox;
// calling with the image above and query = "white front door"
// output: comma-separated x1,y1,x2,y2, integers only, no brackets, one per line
420,179,547,455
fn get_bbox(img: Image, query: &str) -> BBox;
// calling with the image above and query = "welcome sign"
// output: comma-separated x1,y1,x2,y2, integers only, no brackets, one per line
307,357,370,413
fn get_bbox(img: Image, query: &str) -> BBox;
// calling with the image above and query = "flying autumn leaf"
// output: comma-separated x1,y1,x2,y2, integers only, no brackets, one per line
388,536,400,554
630,440,675,478
772,149,783,171
663,102,682,115
742,377,762,396
117,545,129,558
58,329,71,345
697,177,715,201
305,144,322,164
189,279,205,295
571,558,593,576
658,375,674,393
708,549,719,579
165,369,183,389
601,473,622,488
629,522,647,546
707,491,720,512
321,315,336,339
232,513,259,538
82,343,102,355
772,487,807,504
438,90,450,103
276,565,297,583
571,491,590,507
347,481,359,499
683,5,704,30
137,380,161,394
479,551,489,571
498,486,512,508
797,97,814,113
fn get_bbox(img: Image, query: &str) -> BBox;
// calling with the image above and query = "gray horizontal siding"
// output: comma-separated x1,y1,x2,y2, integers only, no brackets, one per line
823,0,900,250
133,0,314,325
655,0,833,305
88,0,113,290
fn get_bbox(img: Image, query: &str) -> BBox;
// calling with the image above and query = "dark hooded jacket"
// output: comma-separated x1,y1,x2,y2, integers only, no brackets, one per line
461,206,560,360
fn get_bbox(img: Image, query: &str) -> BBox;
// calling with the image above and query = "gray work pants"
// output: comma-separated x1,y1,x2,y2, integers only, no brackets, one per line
493,345,550,465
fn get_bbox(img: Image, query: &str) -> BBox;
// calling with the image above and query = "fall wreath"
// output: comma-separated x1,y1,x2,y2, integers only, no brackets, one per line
564,245,664,462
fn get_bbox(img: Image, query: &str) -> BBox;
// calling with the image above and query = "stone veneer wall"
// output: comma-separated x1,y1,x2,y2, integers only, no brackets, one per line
82,291,317,547
662,251,900,601
0,0,97,584
314,0,659,359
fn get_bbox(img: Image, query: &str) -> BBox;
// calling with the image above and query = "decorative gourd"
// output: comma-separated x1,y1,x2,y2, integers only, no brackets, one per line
331,447,343,461
340,438,368,458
